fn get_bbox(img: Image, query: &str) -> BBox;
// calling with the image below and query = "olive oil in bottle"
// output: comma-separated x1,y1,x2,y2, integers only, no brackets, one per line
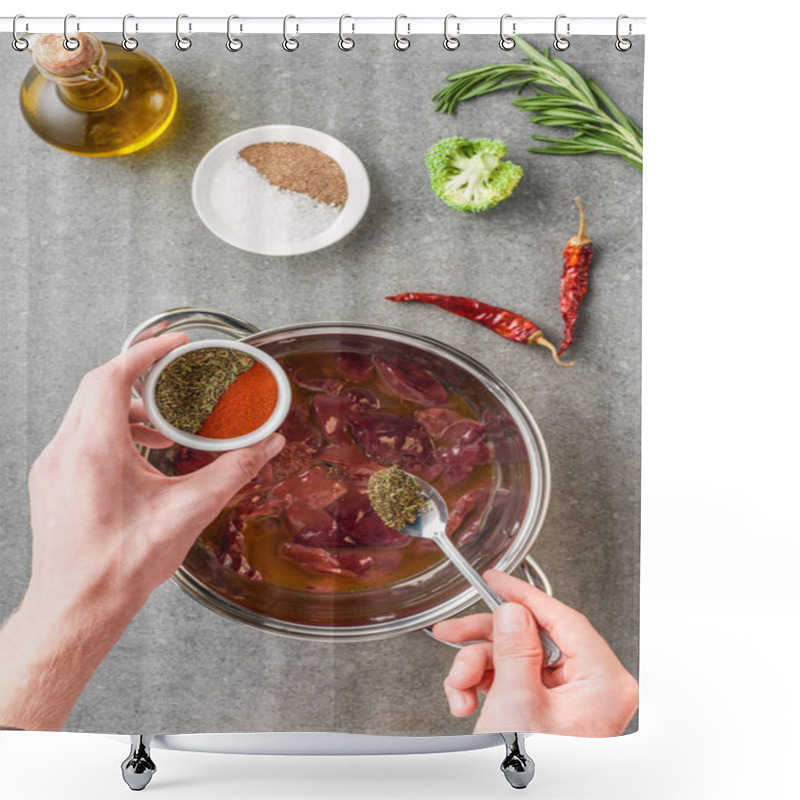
20,33,177,157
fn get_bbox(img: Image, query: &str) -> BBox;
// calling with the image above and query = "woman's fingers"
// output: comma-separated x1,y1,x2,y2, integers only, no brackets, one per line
443,643,493,717
54,335,189,443
489,602,545,696
432,613,494,644
483,570,604,658
79,333,191,431
116,333,191,386
171,434,285,534
447,642,493,690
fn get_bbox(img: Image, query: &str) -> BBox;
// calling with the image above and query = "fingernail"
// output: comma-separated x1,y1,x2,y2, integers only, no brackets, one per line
444,686,467,715
497,602,531,633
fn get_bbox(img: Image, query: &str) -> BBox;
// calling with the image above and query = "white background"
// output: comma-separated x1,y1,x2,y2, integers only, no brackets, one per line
2,1,798,798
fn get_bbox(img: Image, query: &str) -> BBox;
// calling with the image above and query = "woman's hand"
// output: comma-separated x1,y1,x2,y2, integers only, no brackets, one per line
1,334,285,730
26,332,284,609
432,570,638,737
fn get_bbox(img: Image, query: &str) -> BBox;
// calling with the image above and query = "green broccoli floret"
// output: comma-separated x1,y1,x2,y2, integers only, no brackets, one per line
425,137,523,213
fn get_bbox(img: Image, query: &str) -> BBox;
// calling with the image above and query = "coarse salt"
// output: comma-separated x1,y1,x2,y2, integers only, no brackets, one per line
209,156,342,250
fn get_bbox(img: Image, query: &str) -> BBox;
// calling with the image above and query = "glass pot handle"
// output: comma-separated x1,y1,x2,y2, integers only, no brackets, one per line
121,306,260,398
424,554,556,650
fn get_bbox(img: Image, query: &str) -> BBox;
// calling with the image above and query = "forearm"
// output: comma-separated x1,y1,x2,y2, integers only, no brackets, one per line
0,591,139,731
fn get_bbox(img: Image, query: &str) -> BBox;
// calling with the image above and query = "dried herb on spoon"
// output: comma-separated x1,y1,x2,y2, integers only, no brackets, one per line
368,467,430,531
433,37,643,170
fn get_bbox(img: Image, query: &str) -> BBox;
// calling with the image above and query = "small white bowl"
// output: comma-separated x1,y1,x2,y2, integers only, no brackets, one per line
143,340,292,452
192,125,370,256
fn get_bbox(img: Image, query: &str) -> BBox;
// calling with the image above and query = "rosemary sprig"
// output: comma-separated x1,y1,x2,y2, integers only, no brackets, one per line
432,37,643,170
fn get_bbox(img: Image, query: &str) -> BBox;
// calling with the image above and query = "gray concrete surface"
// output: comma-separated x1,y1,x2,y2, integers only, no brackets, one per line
0,34,643,735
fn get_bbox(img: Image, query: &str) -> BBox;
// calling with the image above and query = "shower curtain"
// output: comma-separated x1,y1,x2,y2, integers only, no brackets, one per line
0,29,643,739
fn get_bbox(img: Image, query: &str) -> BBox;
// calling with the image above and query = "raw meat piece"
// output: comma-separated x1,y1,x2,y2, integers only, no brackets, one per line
327,491,412,549
270,466,348,509
438,462,473,489
445,486,490,537
269,442,318,482
348,411,436,468
280,543,403,577
216,551,261,579
416,408,463,438
279,407,324,451
415,457,444,484
325,490,370,529
230,461,276,510
218,512,245,552
280,543,359,576
270,407,325,479
338,548,403,575
293,369,345,395
437,423,491,487
350,512,413,548
174,446,215,475
313,391,380,446
373,357,449,406
454,519,482,546
438,419,486,447
440,440,491,469
338,462,384,489
342,387,380,410
215,513,261,580
314,395,355,445
285,503,356,547
334,352,374,382
236,486,284,520
319,444,371,466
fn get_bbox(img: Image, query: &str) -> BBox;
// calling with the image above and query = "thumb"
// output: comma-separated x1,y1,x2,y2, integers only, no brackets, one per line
179,433,285,509
490,602,545,696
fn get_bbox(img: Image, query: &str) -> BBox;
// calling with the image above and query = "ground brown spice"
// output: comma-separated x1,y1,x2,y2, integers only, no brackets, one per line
239,142,348,207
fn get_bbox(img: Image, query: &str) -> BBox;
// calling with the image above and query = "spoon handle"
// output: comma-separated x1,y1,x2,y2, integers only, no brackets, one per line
436,535,561,666
436,534,504,608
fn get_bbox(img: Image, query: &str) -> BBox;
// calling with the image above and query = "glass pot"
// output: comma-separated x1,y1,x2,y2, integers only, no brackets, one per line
123,308,554,642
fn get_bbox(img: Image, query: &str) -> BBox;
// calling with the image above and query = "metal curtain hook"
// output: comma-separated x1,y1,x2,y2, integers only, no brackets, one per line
394,14,410,50
282,15,299,51
443,14,460,50
553,14,570,51
121,14,138,51
12,14,29,51
338,14,355,51
175,14,192,51
499,13,515,50
63,13,80,51
226,15,243,51
615,14,632,51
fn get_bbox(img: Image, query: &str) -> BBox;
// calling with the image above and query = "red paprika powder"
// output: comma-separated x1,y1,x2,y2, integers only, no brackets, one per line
198,362,278,439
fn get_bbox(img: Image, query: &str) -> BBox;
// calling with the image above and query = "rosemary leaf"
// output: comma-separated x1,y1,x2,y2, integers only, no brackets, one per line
432,37,643,170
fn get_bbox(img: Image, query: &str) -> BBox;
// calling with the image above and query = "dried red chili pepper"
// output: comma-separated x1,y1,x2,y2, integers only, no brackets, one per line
386,293,573,367
558,198,594,356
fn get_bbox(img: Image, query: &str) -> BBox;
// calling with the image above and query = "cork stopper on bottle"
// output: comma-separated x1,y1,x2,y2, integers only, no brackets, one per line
32,33,100,76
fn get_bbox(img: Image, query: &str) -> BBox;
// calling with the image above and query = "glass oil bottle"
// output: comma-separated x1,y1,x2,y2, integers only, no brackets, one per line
19,33,177,157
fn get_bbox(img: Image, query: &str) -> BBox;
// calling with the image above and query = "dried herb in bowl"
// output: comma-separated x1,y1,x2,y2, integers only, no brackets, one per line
155,348,278,438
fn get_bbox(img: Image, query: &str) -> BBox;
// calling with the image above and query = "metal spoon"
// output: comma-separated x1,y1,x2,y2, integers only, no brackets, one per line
400,477,561,667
